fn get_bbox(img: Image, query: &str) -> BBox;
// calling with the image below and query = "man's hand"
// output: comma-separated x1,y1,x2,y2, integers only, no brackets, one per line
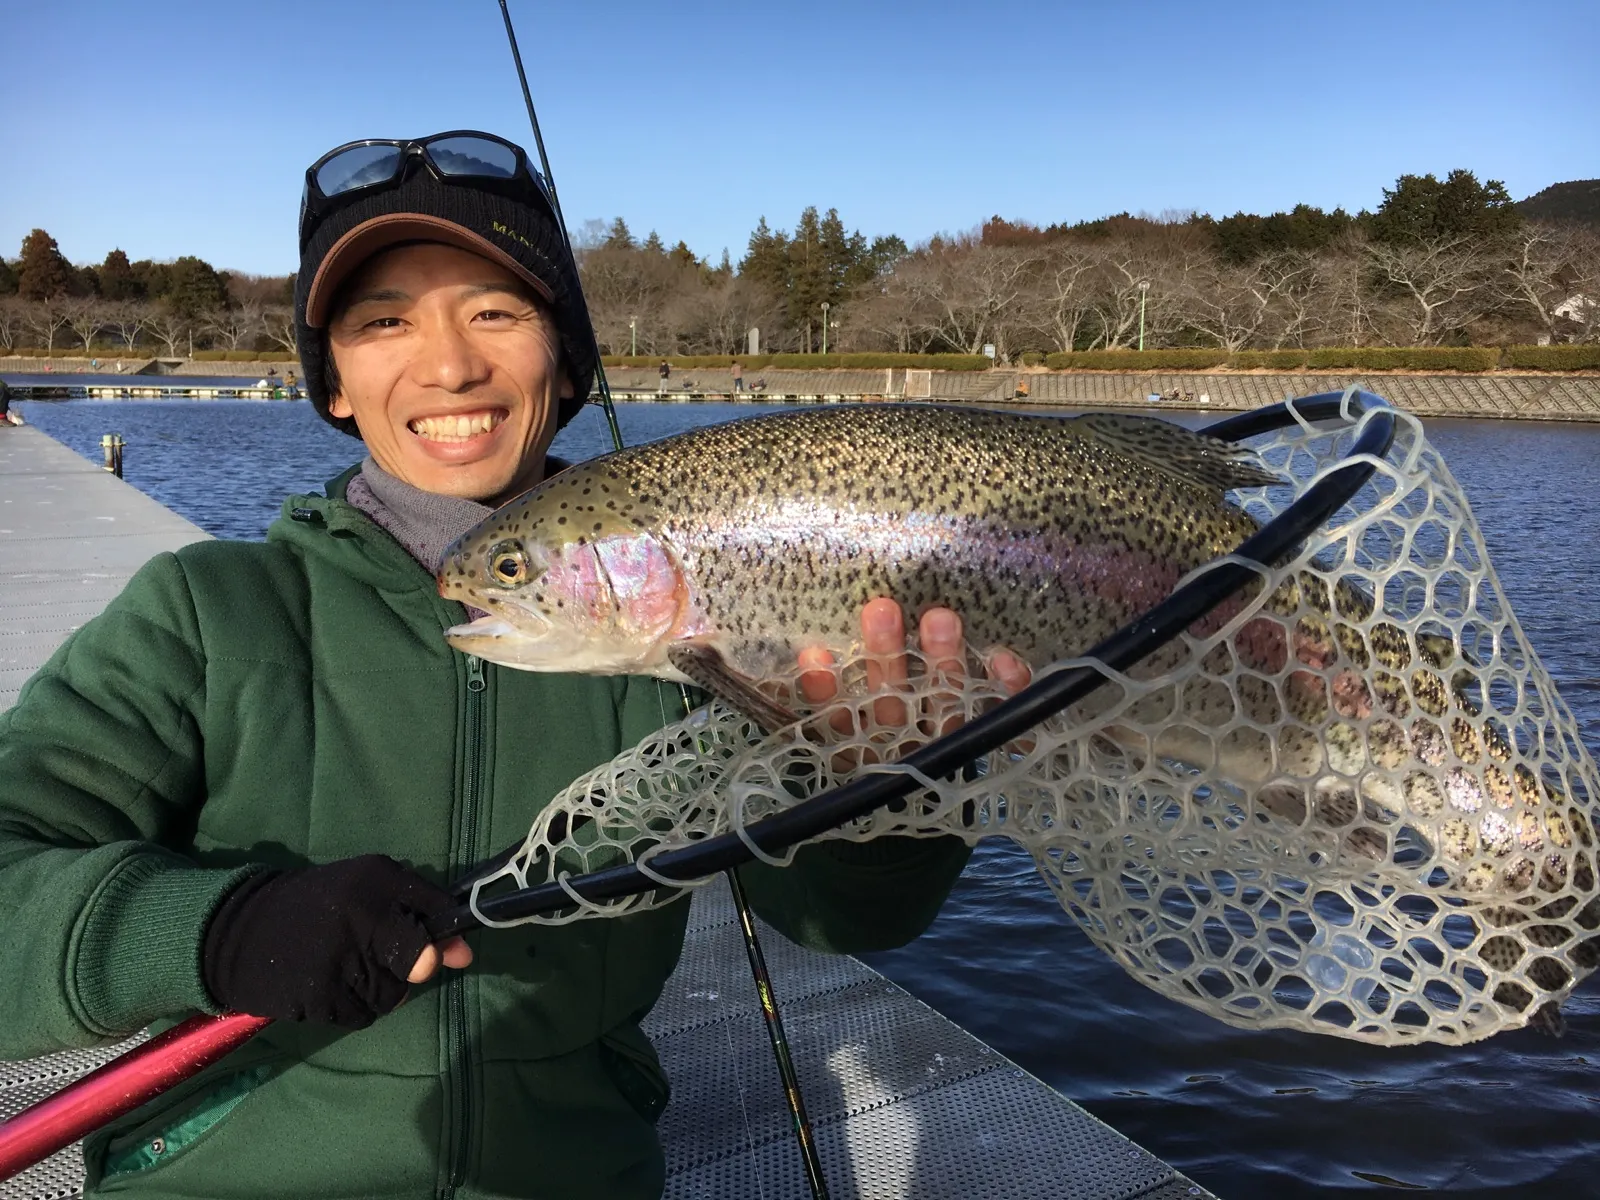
202,855,473,1028
796,598,1032,741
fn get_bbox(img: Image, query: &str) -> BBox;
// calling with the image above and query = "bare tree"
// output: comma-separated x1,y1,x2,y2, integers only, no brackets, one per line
1557,229,1600,343
0,298,22,352
579,245,682,354
1263,252,1334,348
1084,242,1195,350
145,310,192,358
1493,223,1600,343
1364,236,1497,345
261,306,299,356
62,298,106,354
22,301,71,352
1312,238,1380,347
842,285,925,353
1025,242,1099,352
1180,252,1322,350
892,240,1044,360
102,301,151,352
203,301,262,352
669,274,783,355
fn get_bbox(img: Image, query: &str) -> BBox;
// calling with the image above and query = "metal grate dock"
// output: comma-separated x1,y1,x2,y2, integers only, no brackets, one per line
650,879,1211,1199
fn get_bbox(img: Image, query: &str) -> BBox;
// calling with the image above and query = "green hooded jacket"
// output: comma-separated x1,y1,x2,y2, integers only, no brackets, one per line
0,473,970,1200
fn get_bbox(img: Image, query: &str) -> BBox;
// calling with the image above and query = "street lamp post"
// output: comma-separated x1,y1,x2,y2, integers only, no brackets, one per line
1137,281,1149,352
820,302,830,355
629,316,637,357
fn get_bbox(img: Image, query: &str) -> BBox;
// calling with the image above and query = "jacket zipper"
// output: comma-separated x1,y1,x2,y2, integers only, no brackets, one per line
442,653,487,1199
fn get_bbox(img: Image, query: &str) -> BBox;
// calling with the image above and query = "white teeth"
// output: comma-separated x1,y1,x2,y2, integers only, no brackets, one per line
409,412,504,442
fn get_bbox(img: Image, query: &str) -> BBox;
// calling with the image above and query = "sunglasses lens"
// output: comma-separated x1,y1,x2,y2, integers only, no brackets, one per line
315,145,404,197
428,136,520,179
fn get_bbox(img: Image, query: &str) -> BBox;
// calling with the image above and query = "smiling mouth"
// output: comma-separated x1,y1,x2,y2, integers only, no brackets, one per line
408,409,508,442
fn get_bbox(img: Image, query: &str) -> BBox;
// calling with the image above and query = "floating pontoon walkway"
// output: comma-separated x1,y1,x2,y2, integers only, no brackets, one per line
5,382,298,401
0,426,1214,1200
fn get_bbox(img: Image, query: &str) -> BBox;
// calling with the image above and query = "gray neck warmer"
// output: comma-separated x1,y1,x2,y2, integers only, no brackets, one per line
344,459,495,574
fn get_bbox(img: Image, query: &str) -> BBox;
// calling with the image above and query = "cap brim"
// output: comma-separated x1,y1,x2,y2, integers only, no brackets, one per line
303,212,556,328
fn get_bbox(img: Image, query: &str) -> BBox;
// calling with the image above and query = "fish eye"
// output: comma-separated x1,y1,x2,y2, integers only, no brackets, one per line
487,541,531,587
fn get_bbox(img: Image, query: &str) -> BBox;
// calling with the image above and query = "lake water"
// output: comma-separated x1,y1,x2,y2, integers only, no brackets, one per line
17,397,1600,1199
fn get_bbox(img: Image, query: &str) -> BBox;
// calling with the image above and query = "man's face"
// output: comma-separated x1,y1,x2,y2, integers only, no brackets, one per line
326,241,571,502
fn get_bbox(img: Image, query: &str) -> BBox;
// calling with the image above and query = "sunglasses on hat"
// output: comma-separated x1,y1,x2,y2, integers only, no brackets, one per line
299,130,558,251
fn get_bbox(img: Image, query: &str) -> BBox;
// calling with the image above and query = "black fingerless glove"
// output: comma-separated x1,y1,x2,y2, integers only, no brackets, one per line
201,854,456,1028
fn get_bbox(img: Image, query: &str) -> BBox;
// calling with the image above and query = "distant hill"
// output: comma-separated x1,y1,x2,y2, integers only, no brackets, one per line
1517,180,1600,225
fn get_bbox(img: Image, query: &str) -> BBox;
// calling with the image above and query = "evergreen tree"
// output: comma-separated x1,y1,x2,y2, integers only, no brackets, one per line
0,258,17,295
668,240,698,269
603,218,636,250
163,256,229,318
1370,170,1521,245
99,249,142,300
739,217,790,295
787,207,832,347
131,259,170,300
17,229,73,301
864,234,909,277
641,230,666,255
1212,204,1357,263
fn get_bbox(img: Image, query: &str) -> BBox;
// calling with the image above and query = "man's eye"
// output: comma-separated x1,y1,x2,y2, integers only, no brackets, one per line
474,309,513,322
364,316,403,329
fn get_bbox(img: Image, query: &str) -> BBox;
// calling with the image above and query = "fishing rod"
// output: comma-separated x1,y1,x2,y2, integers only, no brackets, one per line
0,391,1395,1183
493,3,830,1193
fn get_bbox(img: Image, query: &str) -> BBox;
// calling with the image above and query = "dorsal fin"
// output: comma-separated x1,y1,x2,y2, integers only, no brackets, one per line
1074,412,1283,492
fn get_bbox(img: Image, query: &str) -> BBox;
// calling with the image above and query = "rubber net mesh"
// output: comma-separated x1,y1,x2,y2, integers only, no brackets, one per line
471,398,1600,1044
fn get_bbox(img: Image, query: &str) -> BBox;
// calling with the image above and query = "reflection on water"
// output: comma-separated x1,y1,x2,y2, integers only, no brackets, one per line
18,399,1600,1198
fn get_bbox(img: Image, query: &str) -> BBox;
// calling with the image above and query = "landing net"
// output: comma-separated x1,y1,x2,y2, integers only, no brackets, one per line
471,398,1600,1045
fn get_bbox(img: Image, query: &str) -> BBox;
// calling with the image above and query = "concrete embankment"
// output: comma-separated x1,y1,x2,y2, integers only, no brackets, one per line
604,365,1600,421
7,357,1599,421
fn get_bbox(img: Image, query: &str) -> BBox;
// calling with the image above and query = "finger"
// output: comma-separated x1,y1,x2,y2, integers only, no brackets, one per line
861,597,907,728
797,645,838,705
918,607,965,683
988,649,1033,696
407,943,441,984
439,937,474,970
986,649,1037,756
919,607,966,736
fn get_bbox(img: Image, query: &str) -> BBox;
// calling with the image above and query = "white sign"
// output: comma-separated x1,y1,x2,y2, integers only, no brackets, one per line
982,344,996,359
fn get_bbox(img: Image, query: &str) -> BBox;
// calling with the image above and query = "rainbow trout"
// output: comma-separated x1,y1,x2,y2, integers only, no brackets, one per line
437,404,1279,706
438,404,1598,1032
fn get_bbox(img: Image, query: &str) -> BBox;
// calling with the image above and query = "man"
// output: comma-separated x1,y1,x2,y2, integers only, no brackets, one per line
0,131,1022,1199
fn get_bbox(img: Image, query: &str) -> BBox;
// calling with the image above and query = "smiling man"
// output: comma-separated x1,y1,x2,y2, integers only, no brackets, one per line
0,131,1009,1199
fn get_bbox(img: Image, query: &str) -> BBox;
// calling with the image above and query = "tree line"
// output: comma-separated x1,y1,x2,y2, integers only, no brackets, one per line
0,231,295,357
576,171,1597,359
2,170,1596,360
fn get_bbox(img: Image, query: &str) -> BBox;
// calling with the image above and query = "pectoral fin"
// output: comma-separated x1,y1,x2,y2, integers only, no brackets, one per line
667,643,800,734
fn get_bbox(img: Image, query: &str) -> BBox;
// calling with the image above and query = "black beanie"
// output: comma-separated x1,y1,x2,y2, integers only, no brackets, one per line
294,160,595,438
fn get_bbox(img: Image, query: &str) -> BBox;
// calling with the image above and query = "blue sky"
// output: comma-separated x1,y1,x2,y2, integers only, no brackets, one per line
2,0,1593,277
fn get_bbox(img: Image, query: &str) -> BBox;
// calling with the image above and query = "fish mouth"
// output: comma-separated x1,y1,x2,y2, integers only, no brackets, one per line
443,611,678,676
442,613,564,670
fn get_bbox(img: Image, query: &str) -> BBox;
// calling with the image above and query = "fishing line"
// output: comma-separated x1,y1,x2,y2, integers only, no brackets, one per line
492,5,828,1192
